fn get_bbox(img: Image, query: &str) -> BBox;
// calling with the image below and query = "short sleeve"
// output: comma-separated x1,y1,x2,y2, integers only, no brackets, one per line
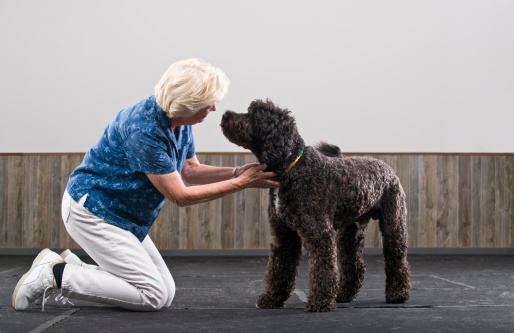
123,131,176,174
186,129,196,159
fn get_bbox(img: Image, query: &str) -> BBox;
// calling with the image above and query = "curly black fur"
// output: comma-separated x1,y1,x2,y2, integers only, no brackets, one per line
221,99,410,312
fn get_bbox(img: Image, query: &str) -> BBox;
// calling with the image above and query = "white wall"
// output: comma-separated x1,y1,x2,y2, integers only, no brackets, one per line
1,0,513,153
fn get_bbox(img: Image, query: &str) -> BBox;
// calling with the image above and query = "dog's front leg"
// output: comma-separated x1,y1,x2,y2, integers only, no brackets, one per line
299,216,338,312
256,214,302,309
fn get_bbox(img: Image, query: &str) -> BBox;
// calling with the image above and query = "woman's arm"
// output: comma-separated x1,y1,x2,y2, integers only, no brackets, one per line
180,156,258,185
146,163,278,207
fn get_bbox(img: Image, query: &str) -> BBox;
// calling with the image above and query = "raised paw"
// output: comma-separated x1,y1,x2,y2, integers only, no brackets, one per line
256,294,286,309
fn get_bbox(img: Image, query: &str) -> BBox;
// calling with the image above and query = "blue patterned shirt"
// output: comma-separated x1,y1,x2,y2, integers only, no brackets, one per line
66,95,195,241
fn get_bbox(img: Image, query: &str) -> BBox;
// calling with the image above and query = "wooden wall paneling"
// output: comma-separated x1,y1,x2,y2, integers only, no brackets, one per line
243,154,261,248
220,154,236,249
419,155,437,247
0,156,7,246
458,155,472,247
506,156,514,248
1,153,514,251
481,156,496,247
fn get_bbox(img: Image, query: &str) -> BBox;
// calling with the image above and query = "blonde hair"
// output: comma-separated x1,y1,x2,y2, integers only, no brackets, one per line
154,58,230,118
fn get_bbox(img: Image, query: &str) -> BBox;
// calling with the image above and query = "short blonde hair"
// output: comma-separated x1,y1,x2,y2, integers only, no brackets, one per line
154,58,230,118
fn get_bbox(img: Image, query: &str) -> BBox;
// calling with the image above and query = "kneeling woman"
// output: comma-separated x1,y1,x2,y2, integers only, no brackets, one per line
13,58,279,311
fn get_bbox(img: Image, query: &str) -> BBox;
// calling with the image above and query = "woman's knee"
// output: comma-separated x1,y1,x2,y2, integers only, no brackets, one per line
142,280,170,310
163,278,176,308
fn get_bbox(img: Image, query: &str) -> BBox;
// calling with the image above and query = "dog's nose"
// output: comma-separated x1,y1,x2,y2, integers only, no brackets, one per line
222,113,230,121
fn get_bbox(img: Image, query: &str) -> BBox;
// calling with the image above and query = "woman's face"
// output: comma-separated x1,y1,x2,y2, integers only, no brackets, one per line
173,104,216,128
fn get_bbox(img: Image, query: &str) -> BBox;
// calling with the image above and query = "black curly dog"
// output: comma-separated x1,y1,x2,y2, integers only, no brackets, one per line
221,99,410,312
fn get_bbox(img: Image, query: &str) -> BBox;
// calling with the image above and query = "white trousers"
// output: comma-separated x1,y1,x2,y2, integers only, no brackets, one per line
61,190,175,311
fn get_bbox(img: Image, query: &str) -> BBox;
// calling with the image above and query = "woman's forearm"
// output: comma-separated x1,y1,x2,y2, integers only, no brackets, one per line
182,163,234,184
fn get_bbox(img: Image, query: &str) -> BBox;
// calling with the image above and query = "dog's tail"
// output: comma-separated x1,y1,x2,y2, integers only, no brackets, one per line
314,141,344,158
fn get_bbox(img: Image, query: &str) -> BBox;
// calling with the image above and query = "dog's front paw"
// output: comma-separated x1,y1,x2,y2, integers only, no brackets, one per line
305,300,336,312
336,291,358,303
386,290,409,304
256,294,286,309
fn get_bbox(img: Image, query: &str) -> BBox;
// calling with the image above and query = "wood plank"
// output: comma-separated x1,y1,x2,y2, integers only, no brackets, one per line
506,156,514,248
260,188,271,249
470,156,481,247
33,156,52,248
22,155,35,248
408,155,419,248
243,154,261,248
181,204,198,249
7,155,23,248
60,154,83,250
234,154,247,248
480,156,496,247
168,201,181,249
458,155,472,247
220,154,236,249
435,156,450,247
49,155,63,248
149,200,170,250
419,155,437,247
495,156,506,247
197,154,222,249
365,154,382,248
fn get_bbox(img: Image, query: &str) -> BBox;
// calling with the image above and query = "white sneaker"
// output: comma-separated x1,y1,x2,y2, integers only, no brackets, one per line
12,256,63,311
29,248,62,270
35,249,83,305
60,249,84,266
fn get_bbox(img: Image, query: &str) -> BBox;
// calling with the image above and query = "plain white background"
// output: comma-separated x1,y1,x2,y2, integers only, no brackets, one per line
1,0,513,153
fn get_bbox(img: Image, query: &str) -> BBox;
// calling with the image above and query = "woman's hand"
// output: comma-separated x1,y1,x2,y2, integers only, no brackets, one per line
237,164,279,189
234,162,259,178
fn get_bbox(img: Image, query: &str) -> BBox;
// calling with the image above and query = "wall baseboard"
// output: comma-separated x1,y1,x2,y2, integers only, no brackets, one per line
1,248,513,257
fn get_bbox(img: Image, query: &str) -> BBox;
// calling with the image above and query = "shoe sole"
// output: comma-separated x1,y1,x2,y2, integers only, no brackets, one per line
13,248,54,310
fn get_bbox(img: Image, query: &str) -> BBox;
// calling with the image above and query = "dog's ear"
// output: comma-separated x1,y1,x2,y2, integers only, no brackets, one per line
257,103,304,166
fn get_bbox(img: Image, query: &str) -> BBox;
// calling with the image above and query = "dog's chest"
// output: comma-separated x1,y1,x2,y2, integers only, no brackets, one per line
271,188,281,211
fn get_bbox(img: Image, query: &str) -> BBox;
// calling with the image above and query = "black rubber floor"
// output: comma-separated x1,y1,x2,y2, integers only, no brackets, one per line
1,254,513,332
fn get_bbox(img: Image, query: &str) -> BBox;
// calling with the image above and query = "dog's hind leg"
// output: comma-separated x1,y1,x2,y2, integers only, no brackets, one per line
379,178,411,303
256,219,302,309
298,216,338,312
336,222,367,303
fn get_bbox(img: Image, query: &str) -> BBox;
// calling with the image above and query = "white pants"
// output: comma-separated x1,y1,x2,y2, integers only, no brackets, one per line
60,190,175,311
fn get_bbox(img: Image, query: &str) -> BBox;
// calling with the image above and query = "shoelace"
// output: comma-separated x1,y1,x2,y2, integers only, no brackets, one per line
55,294,74,306
41,285,53,312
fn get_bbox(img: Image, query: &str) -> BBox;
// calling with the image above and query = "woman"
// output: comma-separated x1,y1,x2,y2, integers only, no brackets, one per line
13,58,279,311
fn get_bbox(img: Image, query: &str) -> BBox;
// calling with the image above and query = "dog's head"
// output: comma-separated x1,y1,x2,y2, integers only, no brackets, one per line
221,99,304,167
